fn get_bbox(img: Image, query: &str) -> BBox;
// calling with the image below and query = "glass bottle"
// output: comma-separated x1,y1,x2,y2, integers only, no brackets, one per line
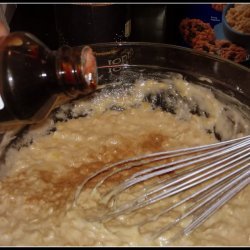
55,4,131,46
0,32,98,127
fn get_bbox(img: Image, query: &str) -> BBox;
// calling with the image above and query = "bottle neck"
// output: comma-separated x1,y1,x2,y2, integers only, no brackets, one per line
55,45,98,97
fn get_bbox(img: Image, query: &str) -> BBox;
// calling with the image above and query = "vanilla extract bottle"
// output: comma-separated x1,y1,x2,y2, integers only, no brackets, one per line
0,32,98,127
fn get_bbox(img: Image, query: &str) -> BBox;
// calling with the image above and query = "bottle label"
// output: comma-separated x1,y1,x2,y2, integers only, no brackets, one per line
0,95,4,110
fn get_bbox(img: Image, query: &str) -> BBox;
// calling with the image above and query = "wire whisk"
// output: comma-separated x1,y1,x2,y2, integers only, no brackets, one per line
74,135,250,243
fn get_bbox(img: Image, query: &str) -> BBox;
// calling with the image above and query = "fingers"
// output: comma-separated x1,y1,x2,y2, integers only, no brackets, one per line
0,21,9,37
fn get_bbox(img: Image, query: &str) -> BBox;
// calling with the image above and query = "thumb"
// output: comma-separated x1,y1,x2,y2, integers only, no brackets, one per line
0,21,9,37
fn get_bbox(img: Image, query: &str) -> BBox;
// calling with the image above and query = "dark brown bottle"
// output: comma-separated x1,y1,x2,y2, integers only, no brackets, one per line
0,32,98,127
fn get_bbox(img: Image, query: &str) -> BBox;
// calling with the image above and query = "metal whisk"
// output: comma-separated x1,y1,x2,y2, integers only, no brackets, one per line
74,135,250,242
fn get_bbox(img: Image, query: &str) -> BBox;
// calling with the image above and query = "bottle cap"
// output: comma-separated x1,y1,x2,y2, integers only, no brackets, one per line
81,46,98,90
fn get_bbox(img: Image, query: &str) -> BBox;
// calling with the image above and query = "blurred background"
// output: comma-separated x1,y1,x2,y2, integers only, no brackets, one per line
7,4,184,50
2,3,250,64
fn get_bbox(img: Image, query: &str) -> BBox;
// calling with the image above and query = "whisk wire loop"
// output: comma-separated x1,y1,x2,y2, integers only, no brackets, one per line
74,135,250,241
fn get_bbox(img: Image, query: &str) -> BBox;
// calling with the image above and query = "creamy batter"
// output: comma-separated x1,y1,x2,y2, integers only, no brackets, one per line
0,73,249,246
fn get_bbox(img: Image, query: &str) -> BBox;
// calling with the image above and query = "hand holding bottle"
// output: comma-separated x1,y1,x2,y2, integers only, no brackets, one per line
0,21,9,37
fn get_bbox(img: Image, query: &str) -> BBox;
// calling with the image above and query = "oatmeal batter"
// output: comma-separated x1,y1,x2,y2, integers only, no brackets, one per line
0,74,249,246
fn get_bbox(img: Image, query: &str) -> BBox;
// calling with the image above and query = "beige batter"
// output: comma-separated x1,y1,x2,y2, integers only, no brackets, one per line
0,74,249,246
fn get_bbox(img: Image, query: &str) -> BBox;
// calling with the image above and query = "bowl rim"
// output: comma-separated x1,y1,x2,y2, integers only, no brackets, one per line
222,4,250,38
86,42,250,72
